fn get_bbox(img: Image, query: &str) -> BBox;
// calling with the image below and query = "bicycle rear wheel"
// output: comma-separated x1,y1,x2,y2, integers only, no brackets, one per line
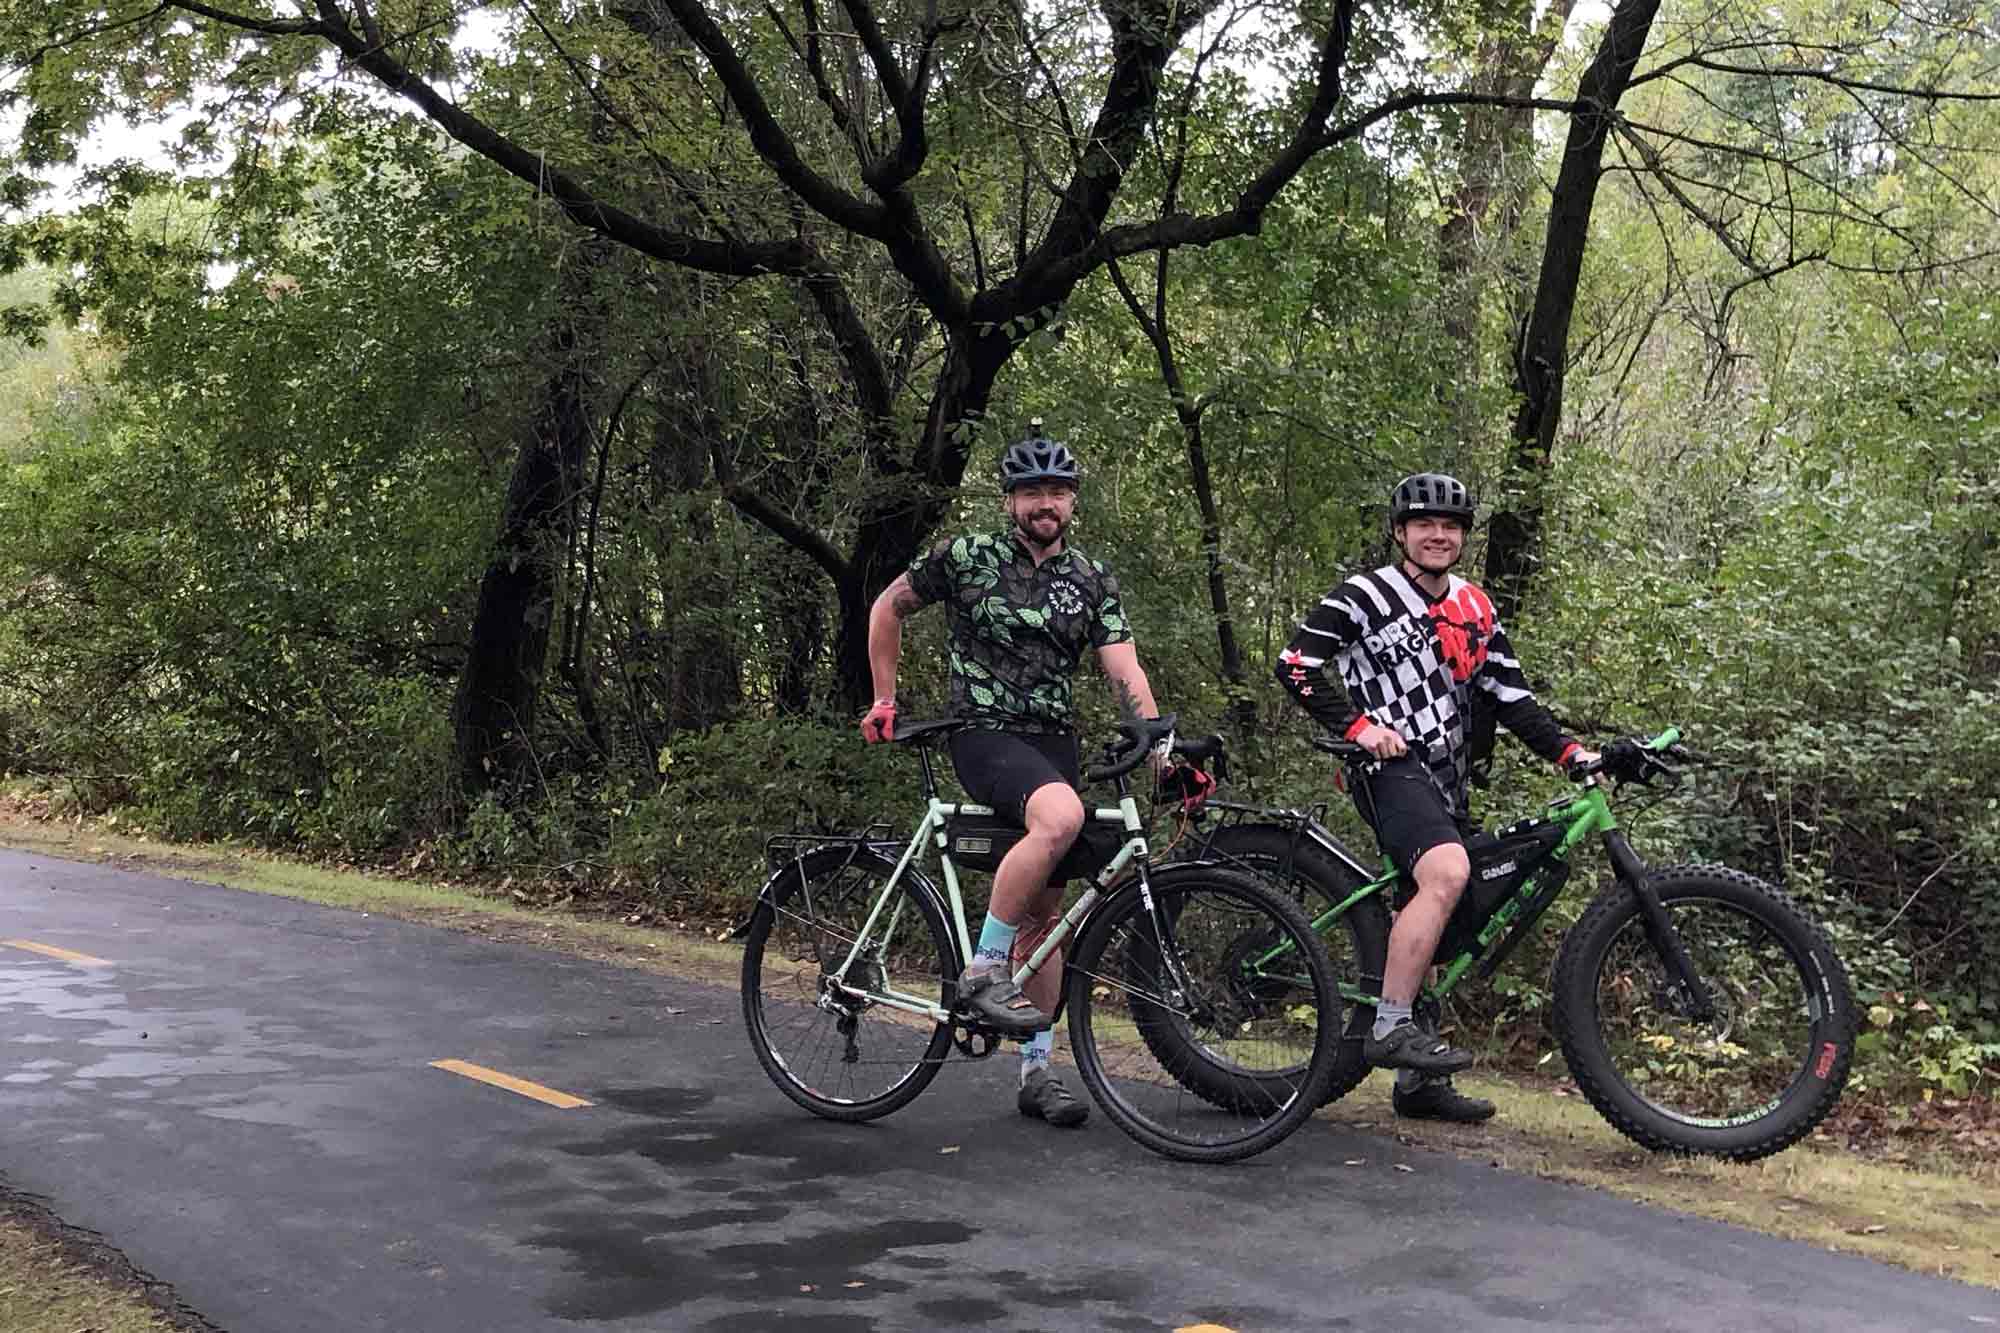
741,846,957,1122
1066,864,1338,1163
1553,864,1854,1161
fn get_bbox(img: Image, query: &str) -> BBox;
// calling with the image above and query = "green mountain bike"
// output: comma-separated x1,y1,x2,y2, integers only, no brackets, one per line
1164,727,1855,1162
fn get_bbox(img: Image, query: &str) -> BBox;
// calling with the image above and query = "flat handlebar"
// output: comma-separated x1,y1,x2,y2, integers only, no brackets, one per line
1313,726,1688,785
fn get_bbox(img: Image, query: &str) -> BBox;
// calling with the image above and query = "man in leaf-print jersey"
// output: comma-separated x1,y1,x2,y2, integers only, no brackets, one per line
860,431,1178,1129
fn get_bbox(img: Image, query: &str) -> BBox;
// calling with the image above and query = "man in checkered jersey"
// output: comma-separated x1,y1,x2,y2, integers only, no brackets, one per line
1275,472,1597,1122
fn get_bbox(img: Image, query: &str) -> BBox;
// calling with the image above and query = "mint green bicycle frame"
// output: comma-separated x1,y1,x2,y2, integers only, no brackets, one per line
820,791,1152,1025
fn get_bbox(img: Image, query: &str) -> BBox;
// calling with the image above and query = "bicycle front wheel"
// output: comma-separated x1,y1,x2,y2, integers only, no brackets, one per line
741,847,957,1122
1188,824,1387,1107
1066,864,1338,1163
1553,864,1855,1161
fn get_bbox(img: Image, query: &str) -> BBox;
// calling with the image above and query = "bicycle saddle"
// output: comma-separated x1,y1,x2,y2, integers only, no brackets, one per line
891,717,967,745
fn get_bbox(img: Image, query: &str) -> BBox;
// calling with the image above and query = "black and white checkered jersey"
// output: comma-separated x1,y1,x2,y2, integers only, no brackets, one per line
1275,564,1577,816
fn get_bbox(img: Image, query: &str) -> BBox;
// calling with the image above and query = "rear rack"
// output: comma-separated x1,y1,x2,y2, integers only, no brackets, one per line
764,823,899,871
1179,800,1328,872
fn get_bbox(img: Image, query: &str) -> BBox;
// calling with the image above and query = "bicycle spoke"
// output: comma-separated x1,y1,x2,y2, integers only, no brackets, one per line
743,852,956,1120
1069,867,1335,1161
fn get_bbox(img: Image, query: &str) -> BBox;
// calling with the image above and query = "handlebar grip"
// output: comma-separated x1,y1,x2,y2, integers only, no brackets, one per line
1082,713,1178,786
1175,733,1225,765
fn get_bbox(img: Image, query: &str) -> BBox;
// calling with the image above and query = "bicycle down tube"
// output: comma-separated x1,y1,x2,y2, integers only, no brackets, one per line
822,793,1149,1023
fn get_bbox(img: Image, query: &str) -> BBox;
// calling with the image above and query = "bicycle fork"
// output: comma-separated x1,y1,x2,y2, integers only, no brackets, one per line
1605,831,1717,1022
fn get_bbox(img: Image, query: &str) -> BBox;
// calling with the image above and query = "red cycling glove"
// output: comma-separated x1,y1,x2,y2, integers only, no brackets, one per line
1158,762,1216,813
860,698,896,744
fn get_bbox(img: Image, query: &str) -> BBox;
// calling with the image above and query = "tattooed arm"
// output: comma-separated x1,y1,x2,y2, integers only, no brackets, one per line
1098,643,1170,772
867,572,931,703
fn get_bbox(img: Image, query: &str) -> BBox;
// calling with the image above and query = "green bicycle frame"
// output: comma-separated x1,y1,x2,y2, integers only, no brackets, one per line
1255,728,1682,1009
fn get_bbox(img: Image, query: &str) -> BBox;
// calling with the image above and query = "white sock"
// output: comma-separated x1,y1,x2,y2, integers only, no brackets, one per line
1372,1001,1413,1041
1019,1029,1054,1086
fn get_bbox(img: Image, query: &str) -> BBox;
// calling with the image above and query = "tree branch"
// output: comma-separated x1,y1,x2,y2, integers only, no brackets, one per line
160,0,820,280
653,0,891,240
1637,54,2000,103
1031,86,1583,296
765,0,868,164
711,440,849,583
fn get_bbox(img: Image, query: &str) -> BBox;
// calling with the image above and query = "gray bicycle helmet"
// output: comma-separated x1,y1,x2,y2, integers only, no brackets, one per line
999,425,1080,492
1389,472,1475,526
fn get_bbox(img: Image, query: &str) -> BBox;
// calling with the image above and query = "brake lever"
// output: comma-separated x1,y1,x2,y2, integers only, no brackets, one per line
1642,753,1683,786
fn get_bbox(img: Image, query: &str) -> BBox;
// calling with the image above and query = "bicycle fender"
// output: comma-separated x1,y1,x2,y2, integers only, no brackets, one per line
736,846,953,952
1299,824,1380,883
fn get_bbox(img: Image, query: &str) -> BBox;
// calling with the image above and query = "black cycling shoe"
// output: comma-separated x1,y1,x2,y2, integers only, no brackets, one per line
1393,1077,1496,1123
1017,1069,1089,1127
1362,1020,1474,1074
957,969,1051,1036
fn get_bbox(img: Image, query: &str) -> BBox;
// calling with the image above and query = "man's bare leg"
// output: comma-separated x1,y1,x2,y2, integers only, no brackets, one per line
1365,842,1475,1072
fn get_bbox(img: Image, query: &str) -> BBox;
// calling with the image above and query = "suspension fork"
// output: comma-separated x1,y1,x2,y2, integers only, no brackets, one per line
1604,831,1716,1021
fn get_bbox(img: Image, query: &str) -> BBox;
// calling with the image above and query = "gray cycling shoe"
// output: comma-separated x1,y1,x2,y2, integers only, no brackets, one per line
1018,1069,1089,1127
956,969,1050,1036
1362,1020,1474,1074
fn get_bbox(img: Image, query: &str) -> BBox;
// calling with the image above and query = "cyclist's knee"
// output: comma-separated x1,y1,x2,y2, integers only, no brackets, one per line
1413,841,1470,902
1024,782,1085,844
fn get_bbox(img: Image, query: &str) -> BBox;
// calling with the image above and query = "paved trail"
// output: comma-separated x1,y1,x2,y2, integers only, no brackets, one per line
2,850,1991,1331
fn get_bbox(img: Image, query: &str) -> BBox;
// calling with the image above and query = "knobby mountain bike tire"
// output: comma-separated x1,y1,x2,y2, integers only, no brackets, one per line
1179,824,1389,1108
1552,864,1855,1161
741,846,958,1122
1065,863,1340,1163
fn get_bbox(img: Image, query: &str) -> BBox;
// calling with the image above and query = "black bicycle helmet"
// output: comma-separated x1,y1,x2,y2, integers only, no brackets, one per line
1389,472,1475,526
999,422,1080,492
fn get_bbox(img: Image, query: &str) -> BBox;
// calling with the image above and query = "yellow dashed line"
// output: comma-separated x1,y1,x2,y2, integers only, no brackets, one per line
1176,1325,1239,1333
429,1059,592,1109
3,939,111,966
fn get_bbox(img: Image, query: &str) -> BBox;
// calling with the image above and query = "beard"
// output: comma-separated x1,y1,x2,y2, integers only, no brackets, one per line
1013,508,1070,549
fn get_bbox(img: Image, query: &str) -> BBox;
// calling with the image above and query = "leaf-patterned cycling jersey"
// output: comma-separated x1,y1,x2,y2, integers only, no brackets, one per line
906,530,1133,733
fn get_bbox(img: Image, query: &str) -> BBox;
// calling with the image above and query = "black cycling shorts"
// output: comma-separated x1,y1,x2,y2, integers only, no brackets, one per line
1355,756,1472,878
949,729,1081,824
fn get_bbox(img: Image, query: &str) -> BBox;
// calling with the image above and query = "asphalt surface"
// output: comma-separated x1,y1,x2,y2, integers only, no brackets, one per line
1,848,1994,1333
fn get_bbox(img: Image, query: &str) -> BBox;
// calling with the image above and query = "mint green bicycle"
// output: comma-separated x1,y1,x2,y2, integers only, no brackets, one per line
1164,727,1855,1162
739,715,1343,1163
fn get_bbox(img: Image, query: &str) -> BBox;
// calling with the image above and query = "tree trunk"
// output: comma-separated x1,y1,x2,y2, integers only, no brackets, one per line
830,326,1012,709
1485,0,1663,620
452,312,597,793
1438,0,1575,451
650,410,742,733
1104,252,1248,700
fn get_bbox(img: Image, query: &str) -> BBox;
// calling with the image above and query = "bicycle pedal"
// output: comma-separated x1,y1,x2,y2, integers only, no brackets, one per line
949,1020,1004,1059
